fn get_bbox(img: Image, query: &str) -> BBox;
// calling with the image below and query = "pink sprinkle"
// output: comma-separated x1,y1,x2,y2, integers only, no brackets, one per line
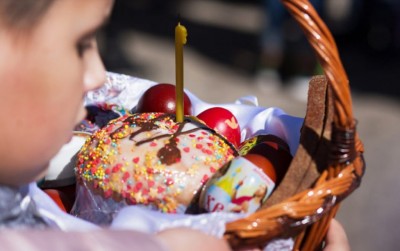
183,147,190,153
90,167,97,174
106,126,114,133
122,172,130,181
132,157,140,163
112,163,123,173
196,144,203,149
148,180,155,187
210,167,216,173
201,174,209,184
92,159,100,165
158,186,165,193
189,134,196,138
104,189,113,198
134,182,143,192
206,149,213,155
165,178,174,186
150,142,157,147
121,191,128,198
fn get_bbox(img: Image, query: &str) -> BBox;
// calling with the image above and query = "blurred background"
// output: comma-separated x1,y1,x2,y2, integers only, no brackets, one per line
98,0,400,250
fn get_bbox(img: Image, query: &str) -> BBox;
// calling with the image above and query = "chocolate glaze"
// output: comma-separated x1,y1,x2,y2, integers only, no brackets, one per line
110,113,237,166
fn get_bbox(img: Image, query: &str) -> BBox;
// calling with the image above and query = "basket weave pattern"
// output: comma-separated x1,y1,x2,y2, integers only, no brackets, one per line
223,0,365,250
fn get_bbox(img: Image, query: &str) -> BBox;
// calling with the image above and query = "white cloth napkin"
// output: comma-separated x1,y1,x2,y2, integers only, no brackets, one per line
41,72,303,250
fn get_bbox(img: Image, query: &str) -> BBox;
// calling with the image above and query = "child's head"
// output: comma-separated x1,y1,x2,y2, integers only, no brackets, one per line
0,0,114,186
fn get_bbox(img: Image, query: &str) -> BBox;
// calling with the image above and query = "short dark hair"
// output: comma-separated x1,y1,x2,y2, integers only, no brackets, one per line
0,0,55,30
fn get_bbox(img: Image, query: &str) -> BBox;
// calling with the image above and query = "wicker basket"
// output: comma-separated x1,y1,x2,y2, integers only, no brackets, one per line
223,0,365,250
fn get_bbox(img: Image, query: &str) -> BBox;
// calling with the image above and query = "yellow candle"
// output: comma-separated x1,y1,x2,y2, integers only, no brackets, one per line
175,22,187,122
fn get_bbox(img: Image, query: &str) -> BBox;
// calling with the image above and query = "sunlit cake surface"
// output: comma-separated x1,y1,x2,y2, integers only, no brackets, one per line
75,112,237,213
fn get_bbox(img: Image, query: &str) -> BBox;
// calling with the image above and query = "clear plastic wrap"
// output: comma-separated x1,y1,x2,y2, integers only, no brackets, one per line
41,72,304,250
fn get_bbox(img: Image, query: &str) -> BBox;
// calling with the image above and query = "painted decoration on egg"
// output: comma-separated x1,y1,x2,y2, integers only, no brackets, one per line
201,156,275,214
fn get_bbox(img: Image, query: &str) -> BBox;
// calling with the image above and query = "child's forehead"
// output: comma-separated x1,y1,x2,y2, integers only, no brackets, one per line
0,0,112,43
45,0,111,23
0,0,54,30
8,0,112,46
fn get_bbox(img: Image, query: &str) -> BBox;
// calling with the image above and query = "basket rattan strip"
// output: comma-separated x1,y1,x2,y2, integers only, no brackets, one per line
283,0,353,128
223,0,365,250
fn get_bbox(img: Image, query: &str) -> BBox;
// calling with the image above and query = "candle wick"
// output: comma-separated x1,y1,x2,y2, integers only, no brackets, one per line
177,14,181,23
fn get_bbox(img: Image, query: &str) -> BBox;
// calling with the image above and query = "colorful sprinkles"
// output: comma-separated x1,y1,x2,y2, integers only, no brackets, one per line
75,113,237,213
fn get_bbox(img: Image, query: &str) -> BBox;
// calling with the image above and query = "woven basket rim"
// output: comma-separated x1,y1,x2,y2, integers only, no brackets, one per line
223,0,365,249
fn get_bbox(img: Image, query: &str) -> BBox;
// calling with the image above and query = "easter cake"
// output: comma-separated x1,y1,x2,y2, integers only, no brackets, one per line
74,112,237,214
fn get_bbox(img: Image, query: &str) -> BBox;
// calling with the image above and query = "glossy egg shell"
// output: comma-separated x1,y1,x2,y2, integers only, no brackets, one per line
135,83,193,115
43,188,74,213
246,140,293,185
197,107,241,148
239,134,291,155
243,153,277,182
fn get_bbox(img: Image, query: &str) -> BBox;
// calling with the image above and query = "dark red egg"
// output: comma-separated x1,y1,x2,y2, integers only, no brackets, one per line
239,134,291,155
135,83,193,115
246,137,293,185
243,153,277,183
44,188,74,213
197,107,241,148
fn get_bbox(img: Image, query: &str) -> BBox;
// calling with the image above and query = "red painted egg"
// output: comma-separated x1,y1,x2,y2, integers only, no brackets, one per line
197,107,241,148
43,188,74,213
243,153,277,183
245,136,293,185
135,83,193,115
198,155,277,214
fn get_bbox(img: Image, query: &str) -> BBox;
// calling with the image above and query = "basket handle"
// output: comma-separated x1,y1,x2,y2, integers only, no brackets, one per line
223,0,365,249
282,0,354,129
